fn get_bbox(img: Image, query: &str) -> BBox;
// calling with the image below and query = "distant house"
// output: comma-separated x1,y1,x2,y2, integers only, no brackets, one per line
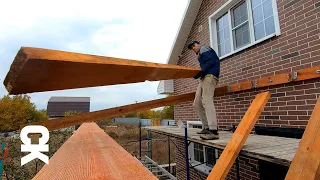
47,97,90,130
47,97,90,119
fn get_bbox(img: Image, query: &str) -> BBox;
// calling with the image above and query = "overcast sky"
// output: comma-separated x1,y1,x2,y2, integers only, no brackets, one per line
0,0,188,111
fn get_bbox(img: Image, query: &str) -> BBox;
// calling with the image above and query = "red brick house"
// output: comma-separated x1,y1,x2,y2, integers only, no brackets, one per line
157,0,320,179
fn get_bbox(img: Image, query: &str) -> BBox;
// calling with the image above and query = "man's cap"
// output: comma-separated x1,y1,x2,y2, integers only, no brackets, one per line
187,41,200,49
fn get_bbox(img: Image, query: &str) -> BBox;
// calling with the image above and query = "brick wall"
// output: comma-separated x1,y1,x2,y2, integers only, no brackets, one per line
174,0,320,129
174,138,260,180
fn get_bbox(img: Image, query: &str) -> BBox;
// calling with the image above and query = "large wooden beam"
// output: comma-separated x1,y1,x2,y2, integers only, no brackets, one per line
33,123,157,180
207,92,271,180
285,97,320,180
28,93,196,131
4,46,319,95
4,47,200,94
9,66,317,132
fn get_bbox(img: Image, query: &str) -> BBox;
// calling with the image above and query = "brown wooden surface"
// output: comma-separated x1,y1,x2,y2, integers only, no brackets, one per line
285,97,320,180
207,92,271,180
29,93,195,131
33,123,157,180
4,47,200,94
4,46,320,96
145,126,300,166
257,72,292,88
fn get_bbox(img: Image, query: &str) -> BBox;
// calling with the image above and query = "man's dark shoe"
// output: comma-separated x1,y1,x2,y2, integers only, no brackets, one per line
197,129,211,134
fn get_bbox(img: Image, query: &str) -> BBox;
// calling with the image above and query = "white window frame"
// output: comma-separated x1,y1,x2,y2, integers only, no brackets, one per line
209,0,281,60
187,121,219,174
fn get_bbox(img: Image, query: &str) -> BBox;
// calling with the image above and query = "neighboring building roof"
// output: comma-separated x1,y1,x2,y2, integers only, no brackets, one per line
167,0,203,65
49,96,90,103
47,96,90,117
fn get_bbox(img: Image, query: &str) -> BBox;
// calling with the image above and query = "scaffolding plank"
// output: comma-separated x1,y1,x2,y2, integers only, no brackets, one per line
33,123,157,180
207,92,271,180
4,47,200,94
285,97,320,180
29,93,195,131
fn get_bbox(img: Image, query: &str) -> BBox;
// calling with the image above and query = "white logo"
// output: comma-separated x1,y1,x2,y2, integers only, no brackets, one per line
20,125,49,166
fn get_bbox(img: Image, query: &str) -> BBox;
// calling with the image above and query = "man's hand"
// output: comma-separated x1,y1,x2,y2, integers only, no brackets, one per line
193,71,203,79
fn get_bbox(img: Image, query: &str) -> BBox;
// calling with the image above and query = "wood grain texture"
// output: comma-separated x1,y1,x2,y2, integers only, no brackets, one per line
207,92,271,180
285,97,320,180
33,123,157,180
4,47,200,94
29,93,196,131
15,65,320,131
4,47,320,96
146,126,300,166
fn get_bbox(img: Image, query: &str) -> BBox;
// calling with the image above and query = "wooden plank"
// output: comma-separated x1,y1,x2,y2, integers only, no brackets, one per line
229,81,253,92
207,92,271,180
147,127,295,166
4,47,319,96
294,66,320,81
226,66,320,93
285,97,320,180
4,47,200,94
33,123,157,180
28,92,195,131
257,72,292,88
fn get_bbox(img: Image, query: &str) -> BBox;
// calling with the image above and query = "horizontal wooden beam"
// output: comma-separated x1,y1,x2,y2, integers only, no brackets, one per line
29,93,195,131
207,92,271,180
227,66,320,93
4,47,200,94
285,97,320,180
33,123,158,180
18,66,319,131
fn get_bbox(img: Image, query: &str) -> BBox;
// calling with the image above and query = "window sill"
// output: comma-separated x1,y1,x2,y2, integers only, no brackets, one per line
191,162,213,175
218,33,279,61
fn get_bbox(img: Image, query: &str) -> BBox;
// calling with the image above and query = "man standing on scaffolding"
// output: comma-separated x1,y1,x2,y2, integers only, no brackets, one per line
188,41,220,140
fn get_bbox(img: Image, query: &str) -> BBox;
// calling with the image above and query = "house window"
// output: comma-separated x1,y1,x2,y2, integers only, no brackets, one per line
205,147,216,167
232,1,250,49
187,121,218,174
209,0,280,59
217,13,231,56
251,0,275,40
194,143,204,163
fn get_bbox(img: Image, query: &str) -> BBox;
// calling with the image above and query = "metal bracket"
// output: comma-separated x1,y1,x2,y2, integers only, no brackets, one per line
316,70,320,74
253,80,258,88
292,72,298,80
227,85,231,93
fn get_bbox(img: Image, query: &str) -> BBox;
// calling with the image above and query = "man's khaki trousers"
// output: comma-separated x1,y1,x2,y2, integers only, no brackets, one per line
193,74,218,130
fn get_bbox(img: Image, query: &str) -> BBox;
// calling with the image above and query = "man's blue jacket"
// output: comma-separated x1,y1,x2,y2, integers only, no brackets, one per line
197,46,220,79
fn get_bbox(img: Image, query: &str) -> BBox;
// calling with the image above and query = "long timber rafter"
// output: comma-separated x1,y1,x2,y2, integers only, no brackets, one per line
3,47,200,94
23,64,319,131
33,123,158,180
28,93,195,131
207,92,271,180
285,97,320,180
